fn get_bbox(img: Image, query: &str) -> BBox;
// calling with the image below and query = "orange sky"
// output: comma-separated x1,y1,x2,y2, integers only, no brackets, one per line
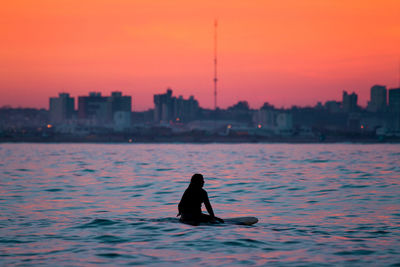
0,0,399,110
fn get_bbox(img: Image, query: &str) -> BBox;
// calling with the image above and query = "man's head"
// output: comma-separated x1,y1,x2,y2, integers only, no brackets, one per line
190,173,204,188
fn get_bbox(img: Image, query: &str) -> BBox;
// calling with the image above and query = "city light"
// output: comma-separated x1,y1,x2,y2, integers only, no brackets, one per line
1,86,399,142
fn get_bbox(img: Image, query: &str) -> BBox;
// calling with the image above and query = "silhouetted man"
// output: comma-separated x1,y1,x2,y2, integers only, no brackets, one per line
177,173,224,225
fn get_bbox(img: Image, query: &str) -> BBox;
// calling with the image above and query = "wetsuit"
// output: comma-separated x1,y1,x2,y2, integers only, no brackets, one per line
178,186,215,224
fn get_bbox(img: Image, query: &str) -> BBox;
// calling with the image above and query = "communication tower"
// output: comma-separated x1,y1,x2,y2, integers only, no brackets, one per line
214,19,218,110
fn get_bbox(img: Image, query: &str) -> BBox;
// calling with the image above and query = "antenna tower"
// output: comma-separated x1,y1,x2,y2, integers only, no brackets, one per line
214,19,218,110
398,57,400,87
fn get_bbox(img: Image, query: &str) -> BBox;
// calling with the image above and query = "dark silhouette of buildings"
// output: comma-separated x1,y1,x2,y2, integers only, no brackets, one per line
342,91,358,113
109,92,132,131
389,88,400,113
0,108,48,129
110,92,132,115
77,91,131,126
324,101,341,113
388,88,400,131
2,84,400,143
153,89,199,124
78,92,110,123
367,85,387,112
49,93,74,124
227,101,252,122
253,103,293,135
154,89,173,123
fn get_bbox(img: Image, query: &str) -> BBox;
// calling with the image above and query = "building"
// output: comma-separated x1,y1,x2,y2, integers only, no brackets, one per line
114,111,131,132
173,95,199,122
226,101,252,123
252,103,293,134
388,88,400,131
49,93,75,124
78,92,111,124
154,89,174,123
109,91,132,130
367,85,387,112
253,108,275,129
276,113,293,131
153,89,199,123
342,91,358,113
324,101,341,113
78,91,132,127
389,88,400,113
109,91,131,114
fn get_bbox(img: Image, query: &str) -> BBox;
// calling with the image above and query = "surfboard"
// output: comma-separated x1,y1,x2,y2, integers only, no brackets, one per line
178,216,258,226
223,216,258,225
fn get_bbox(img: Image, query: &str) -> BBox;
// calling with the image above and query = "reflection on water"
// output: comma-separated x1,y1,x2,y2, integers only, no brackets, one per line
0,143,399,266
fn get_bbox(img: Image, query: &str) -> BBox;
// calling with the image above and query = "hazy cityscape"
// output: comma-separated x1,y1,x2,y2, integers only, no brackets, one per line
0,85,399,143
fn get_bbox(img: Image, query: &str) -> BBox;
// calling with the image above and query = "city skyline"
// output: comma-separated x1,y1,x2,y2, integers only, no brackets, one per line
2,85,399,143
1,1,399,110
1,84,398,111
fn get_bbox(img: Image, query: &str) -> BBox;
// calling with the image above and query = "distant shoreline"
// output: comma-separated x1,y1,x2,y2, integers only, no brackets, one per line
1,135,399,144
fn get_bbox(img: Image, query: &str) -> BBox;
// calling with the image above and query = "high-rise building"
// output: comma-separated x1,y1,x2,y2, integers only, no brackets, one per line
109,91,132,114
325,101,341,113
154,89,199,123
342,91,358,113
78,91,132,126
49,93,75,124
252,105,292,133
367,85,387,112
78,92,111,124
154,89,174,123
174,95,199,122
389,88,400,113
109,91,132,130
388,88,400,131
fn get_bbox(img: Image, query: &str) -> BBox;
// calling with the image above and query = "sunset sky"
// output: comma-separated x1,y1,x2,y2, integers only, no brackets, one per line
1,0,399,110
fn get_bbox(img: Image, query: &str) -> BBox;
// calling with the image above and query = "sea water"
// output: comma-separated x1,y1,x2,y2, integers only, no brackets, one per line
0,143,399,266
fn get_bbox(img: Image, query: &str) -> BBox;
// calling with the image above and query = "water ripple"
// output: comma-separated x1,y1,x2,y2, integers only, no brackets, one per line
0,143,399,266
